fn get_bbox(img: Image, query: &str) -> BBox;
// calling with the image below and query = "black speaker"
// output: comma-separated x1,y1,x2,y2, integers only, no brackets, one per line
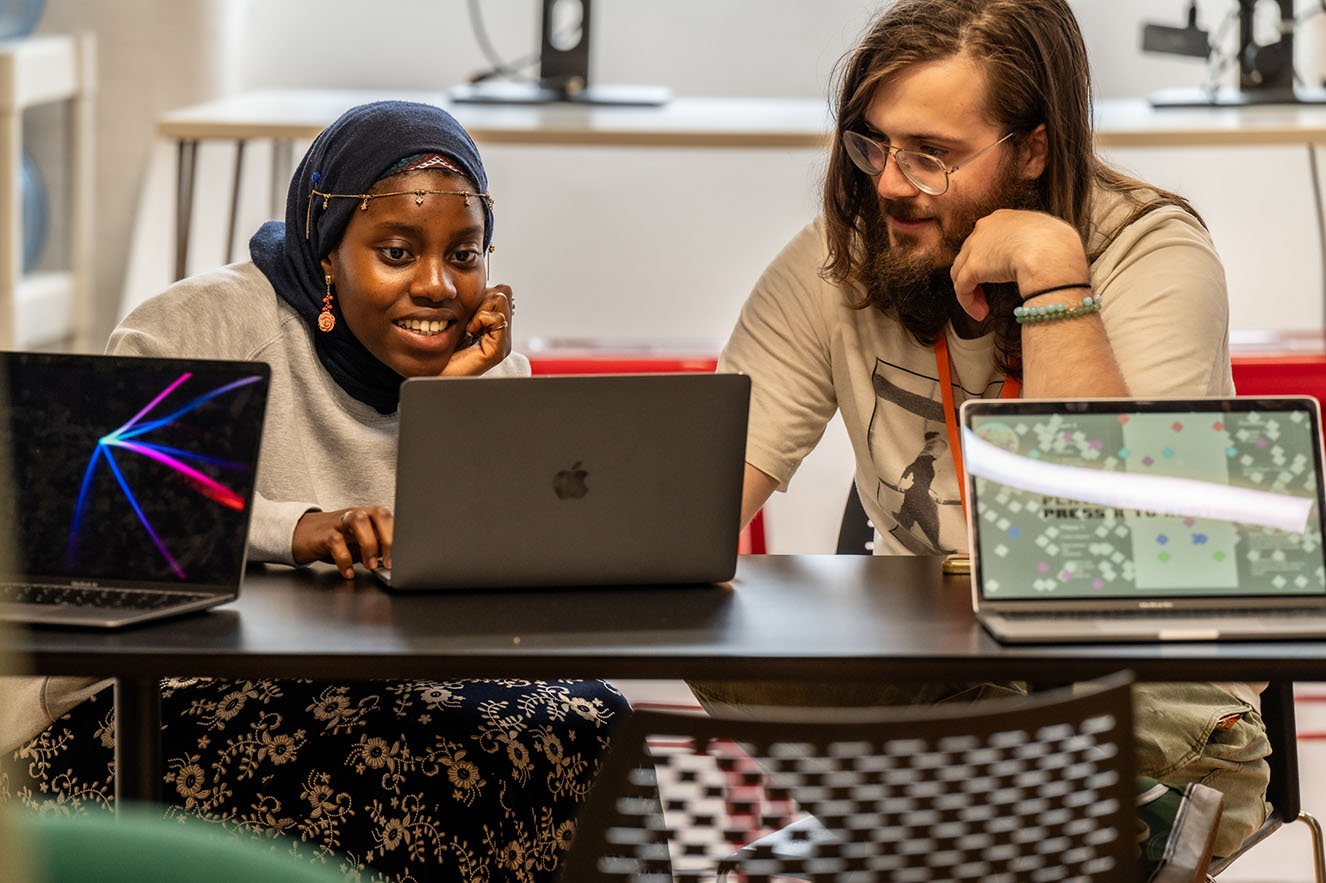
539,0,591,96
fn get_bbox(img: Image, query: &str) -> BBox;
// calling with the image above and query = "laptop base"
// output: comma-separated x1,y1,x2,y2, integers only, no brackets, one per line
979,611,1326,644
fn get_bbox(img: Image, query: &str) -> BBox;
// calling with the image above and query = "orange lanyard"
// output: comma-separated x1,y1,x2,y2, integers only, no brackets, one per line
934,334,1020,518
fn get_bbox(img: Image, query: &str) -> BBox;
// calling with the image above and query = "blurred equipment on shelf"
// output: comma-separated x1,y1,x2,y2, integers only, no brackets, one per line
1141,1,1211,59
450,0,670,106
1142,0,1326,106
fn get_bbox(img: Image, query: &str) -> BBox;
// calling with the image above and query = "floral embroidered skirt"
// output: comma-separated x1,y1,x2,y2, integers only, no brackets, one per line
2,677,629,882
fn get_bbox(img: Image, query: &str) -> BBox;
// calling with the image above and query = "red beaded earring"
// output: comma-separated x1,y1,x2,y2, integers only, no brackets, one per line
319,274,336,332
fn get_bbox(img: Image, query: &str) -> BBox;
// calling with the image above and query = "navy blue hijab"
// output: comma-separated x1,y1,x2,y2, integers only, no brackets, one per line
250,101,493,414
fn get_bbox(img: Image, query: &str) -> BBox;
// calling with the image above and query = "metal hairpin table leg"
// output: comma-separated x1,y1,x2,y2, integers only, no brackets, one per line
114,675,163,806
271,138,293,219
225,138,247,265
174,138,198,282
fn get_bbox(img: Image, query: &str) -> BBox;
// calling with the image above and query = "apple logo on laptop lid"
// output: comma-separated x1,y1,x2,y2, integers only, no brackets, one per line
553,461,589,500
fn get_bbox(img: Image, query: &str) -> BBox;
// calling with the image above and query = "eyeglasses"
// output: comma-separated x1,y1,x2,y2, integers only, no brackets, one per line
842,130,1015,196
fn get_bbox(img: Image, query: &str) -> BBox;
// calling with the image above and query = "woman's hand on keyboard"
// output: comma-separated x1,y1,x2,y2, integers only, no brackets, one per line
293,506,394,580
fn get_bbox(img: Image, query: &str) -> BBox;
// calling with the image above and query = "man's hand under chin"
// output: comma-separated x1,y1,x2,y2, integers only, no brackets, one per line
949,209,1091,319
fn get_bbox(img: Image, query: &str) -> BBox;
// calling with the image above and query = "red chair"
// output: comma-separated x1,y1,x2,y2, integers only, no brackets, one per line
1231,333,1326,403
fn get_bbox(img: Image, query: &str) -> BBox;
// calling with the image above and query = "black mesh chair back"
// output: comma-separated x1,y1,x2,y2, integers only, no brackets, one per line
562,671,1137,882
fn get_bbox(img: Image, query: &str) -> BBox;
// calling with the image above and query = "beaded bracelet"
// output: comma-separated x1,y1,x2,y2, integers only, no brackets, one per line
1019,281,1093,301
1014,292,1103,325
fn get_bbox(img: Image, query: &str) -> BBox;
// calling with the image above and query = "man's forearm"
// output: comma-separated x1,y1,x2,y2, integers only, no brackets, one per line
1019,309,1127,398
741,463,779,529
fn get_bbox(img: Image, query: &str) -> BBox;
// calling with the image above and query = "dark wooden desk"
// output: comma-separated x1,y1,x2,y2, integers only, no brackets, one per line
5,554,1314,803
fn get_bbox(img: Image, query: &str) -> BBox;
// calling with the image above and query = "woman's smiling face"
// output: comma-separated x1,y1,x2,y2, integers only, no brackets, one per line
320,169,488,378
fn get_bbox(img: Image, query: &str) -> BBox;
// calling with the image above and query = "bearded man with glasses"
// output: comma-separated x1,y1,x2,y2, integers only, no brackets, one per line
695,1,1270,879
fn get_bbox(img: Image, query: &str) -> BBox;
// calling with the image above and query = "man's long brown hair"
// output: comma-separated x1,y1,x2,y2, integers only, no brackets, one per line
823,0,1202,375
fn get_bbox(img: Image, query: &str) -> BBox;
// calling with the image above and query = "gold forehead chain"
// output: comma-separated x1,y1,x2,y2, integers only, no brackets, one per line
305,188,495,238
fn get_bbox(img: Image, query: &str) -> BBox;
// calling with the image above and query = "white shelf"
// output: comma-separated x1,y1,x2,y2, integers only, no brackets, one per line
0,33,95,350
0,36,85,110
15,271,74,348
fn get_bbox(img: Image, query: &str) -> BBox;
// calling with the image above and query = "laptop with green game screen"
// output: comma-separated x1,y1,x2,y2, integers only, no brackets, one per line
961,396,1326,643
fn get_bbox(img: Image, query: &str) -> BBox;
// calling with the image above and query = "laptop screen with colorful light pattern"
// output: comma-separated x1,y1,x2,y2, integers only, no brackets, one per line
0,353,268,589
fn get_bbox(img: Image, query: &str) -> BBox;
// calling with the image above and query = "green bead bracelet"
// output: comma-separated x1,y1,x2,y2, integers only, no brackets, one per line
1013,292,1102,325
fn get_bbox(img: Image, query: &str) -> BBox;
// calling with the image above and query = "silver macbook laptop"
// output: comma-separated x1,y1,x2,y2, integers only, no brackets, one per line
0,352,269,628
378,372,749,590
961,396,1326,643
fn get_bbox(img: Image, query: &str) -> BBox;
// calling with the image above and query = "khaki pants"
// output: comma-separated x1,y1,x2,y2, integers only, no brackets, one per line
686,678,1270,858
1132,682,1271,856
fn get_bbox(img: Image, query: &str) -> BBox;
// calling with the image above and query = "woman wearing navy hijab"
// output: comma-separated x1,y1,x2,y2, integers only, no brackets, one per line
4,102,628,883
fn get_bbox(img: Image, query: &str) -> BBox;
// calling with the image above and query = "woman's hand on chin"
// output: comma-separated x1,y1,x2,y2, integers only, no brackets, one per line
441,283,514,377
293,506,395,580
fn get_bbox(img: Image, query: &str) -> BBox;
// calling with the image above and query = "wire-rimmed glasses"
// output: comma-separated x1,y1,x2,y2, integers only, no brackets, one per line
842,130,1015,196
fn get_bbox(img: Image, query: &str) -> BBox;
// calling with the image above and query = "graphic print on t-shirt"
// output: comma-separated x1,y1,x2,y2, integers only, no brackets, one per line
867,356,1007,554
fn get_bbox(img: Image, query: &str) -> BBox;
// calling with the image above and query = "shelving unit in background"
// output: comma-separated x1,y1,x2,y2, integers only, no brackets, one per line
0,33,94,349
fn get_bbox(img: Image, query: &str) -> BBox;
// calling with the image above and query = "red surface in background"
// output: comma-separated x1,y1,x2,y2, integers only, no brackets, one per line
1231,357,1326,403
1230,330,1326,402
529,356,719,375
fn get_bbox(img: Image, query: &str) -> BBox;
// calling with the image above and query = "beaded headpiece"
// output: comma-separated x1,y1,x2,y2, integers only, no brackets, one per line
303,153,495,239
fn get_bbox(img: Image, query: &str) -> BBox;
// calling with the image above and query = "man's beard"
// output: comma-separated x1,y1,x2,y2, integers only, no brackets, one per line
860,167,1043,335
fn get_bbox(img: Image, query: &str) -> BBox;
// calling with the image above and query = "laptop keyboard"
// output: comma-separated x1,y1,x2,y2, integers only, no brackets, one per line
0,582,210,611
1002,607,1320,621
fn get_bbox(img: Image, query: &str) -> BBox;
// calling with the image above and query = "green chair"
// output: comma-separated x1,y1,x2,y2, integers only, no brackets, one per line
9,803,345,883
